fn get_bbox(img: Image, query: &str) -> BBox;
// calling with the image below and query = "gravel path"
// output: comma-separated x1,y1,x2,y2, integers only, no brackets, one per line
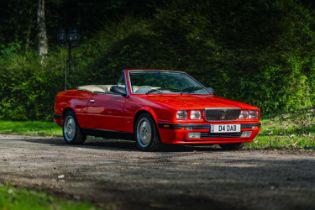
0,135,314,210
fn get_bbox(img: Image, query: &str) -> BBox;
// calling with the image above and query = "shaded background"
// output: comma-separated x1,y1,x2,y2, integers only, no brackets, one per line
0,0,314,120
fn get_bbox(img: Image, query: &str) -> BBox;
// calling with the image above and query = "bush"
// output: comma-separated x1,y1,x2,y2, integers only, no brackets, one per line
0,1,314,120
0,46,64,120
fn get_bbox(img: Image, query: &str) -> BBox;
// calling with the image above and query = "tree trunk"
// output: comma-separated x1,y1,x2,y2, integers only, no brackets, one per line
37,0,48,63
24,6,33,52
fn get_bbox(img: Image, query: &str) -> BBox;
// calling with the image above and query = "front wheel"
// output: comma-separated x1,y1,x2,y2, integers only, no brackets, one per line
219,143,244,150
63,111,86,145
135,113,160,151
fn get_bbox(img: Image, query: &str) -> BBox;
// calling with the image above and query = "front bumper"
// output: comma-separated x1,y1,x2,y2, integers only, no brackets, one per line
158,122,261,145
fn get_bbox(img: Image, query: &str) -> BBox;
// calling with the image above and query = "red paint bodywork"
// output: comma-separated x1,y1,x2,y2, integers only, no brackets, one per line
54,69,261,145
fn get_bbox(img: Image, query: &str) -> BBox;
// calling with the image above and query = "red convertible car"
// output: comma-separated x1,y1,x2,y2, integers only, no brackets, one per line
54,69,261,151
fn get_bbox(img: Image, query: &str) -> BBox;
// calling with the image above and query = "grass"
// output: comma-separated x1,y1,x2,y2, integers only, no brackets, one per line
0,185,97,210
245,108,315,150
0,120,61,136
0,108,314,149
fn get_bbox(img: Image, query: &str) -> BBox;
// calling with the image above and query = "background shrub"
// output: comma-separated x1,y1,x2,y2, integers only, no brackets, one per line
0,0,314,120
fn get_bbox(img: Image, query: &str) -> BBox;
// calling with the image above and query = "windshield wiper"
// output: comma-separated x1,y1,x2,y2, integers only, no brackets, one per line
180,86,205,93
146,87,180,95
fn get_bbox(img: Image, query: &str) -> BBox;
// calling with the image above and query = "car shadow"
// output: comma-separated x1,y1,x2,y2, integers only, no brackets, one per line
23,137,139,151
22,137,223,152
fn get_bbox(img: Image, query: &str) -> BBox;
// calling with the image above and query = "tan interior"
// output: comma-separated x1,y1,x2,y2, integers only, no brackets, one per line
77,85,113,93
132,86,160,93
77,85,159,94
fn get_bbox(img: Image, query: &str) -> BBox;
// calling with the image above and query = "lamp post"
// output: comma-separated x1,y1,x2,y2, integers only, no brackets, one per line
57,28,80,90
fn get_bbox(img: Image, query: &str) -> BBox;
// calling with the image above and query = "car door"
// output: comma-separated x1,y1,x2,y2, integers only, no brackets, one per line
85,92,126,131
84,73,128,132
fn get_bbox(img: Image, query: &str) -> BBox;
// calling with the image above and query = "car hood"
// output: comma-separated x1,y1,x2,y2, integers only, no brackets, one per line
137,94,258,110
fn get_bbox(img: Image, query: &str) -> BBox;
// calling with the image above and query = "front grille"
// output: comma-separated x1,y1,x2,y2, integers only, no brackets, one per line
205,108,240,121
200,132,242,138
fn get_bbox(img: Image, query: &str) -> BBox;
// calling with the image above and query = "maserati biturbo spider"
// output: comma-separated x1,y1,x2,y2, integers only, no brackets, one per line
54,69,261,151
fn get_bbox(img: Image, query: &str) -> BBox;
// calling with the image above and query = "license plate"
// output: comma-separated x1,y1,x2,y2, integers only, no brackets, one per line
211,124,240,133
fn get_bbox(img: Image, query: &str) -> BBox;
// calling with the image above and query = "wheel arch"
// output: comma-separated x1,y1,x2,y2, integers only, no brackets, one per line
133,108,159,133
62,107,76,118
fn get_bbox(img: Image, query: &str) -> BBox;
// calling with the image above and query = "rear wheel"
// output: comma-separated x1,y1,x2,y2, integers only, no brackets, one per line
135,113,160,151
63,111,86,145
219,143,244,150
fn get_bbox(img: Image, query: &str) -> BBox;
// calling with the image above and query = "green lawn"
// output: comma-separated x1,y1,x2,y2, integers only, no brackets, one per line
246,108,315,149
0,108,314,149
0,185,97,210
0,120,61,137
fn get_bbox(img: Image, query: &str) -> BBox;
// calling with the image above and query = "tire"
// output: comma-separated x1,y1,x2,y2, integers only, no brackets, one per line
219,143,244,150
135,113,160,151
63,111,86,145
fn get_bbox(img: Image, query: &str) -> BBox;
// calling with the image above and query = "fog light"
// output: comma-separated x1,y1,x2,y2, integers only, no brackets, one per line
188,132,201,139
241,131,252,137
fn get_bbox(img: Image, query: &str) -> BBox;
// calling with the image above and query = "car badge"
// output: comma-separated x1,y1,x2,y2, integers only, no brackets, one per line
220,109,228,120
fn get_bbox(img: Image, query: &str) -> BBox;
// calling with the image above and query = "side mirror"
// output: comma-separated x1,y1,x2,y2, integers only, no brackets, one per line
110,85,127,96
206,87,214,95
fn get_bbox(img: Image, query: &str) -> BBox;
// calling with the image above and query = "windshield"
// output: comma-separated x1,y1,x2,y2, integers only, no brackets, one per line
129,71,209,94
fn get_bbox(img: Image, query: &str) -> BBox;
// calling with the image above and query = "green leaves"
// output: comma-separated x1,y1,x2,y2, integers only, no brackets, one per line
0,0,315,120
0,50,64,120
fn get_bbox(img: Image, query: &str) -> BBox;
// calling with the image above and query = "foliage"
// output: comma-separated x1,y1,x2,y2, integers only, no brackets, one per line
246,108,315,149
0,185,97,210
148,0,315,113
0,46,64,120
0,120,61,136
0,0,314,120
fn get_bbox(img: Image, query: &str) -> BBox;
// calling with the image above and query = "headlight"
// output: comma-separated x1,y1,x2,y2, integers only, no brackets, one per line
239,110,249,119
248,110,258,119
176,110,187,120
190,110,201,119
239,110,258,119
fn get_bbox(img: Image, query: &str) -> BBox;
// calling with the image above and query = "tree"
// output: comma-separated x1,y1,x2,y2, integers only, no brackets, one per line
37,0,48,62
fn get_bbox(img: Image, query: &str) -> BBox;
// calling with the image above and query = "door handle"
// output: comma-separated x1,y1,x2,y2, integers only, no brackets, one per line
89,99,95,103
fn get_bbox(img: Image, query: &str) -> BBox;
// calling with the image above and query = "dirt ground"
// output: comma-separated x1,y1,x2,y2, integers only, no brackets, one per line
0,135,314,210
